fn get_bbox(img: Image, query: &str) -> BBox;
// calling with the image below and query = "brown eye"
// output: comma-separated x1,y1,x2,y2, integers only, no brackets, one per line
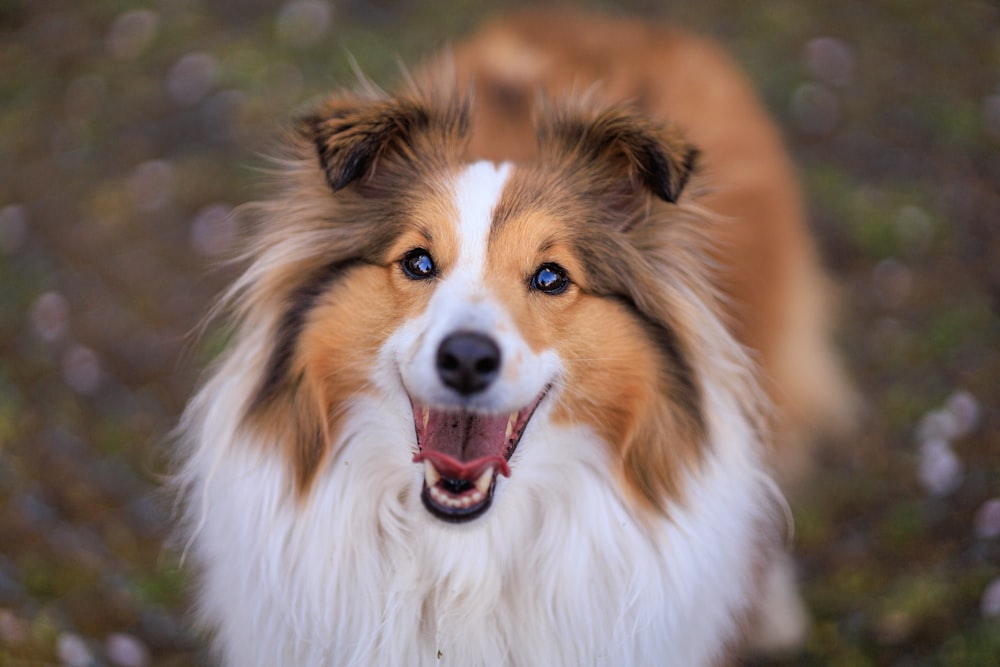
530,263,569,294
402,248,436,280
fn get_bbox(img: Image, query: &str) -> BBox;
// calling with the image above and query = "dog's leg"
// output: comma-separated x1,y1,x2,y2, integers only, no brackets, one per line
747,549,809,655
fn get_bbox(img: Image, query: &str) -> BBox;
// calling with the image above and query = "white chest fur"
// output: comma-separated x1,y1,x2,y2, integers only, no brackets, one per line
181,344,772,667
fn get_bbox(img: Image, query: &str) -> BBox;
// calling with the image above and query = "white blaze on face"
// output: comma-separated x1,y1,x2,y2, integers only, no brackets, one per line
390,160,559,413
452,161,511,278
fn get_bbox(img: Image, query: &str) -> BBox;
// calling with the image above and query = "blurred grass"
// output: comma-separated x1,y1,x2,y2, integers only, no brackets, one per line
1,1,998,665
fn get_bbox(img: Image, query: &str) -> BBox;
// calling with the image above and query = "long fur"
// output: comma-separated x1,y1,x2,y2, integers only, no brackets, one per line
178,316,777,665
175,11,848,666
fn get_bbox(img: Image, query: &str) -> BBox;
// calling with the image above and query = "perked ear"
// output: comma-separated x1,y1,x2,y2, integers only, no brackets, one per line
537,105,699,205
298,91,471,193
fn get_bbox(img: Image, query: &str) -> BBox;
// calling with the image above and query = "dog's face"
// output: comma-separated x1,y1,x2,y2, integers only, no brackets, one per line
246,90,709,522
385,162,559,521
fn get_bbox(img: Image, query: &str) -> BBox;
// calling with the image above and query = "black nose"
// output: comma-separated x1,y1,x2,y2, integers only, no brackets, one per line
436,332,501,395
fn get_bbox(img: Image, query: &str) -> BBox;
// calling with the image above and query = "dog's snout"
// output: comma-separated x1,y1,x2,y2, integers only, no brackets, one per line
436,332,501,395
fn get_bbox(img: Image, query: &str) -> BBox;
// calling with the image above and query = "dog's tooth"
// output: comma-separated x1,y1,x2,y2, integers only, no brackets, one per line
505,412,517,439
422,407,430,429
474,467,493,494
423,460,441,486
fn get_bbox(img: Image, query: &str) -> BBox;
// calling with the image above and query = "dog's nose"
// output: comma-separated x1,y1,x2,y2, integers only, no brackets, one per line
436,332,501,395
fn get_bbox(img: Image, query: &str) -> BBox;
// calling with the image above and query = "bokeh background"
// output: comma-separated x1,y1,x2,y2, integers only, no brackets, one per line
1,1,998,665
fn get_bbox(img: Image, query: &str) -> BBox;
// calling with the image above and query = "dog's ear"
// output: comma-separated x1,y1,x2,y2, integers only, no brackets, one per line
298,92,470,193
538,105,698,210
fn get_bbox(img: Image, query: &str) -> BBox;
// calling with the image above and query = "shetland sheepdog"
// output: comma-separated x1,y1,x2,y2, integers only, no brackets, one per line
177,10,852,666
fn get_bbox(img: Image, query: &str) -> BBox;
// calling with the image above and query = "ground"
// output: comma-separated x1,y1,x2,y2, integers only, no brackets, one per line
0,1,998,665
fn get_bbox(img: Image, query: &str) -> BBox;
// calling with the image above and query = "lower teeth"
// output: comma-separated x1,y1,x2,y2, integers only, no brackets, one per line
428,484,485,509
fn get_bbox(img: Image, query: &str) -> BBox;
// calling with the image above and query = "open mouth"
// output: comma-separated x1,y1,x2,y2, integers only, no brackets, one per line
412,390,547,523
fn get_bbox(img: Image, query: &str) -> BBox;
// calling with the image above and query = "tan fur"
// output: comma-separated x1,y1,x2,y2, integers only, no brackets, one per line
239,9,851,503
253,82,733,509
181,12,849,660
484,205,704,510
296,198,464,424
450,10,854,485
238,95,473,494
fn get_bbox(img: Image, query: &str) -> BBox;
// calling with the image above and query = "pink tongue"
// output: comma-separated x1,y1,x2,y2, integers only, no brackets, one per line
413,410,512,479
413,450,510,480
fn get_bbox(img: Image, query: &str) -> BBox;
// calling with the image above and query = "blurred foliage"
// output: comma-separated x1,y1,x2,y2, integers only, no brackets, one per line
1,0,998,665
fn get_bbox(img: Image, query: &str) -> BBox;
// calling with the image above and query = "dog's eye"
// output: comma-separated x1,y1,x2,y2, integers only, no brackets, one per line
401,248,436,280
530,263,569,294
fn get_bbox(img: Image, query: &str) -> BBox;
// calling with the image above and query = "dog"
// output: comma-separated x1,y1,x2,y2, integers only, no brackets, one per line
177,10,852,666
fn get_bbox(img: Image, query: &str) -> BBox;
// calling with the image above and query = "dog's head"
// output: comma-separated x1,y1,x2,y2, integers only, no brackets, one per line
240,84,714,522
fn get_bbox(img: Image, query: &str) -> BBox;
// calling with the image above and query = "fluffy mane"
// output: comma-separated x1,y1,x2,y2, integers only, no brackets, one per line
175,73,782,667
